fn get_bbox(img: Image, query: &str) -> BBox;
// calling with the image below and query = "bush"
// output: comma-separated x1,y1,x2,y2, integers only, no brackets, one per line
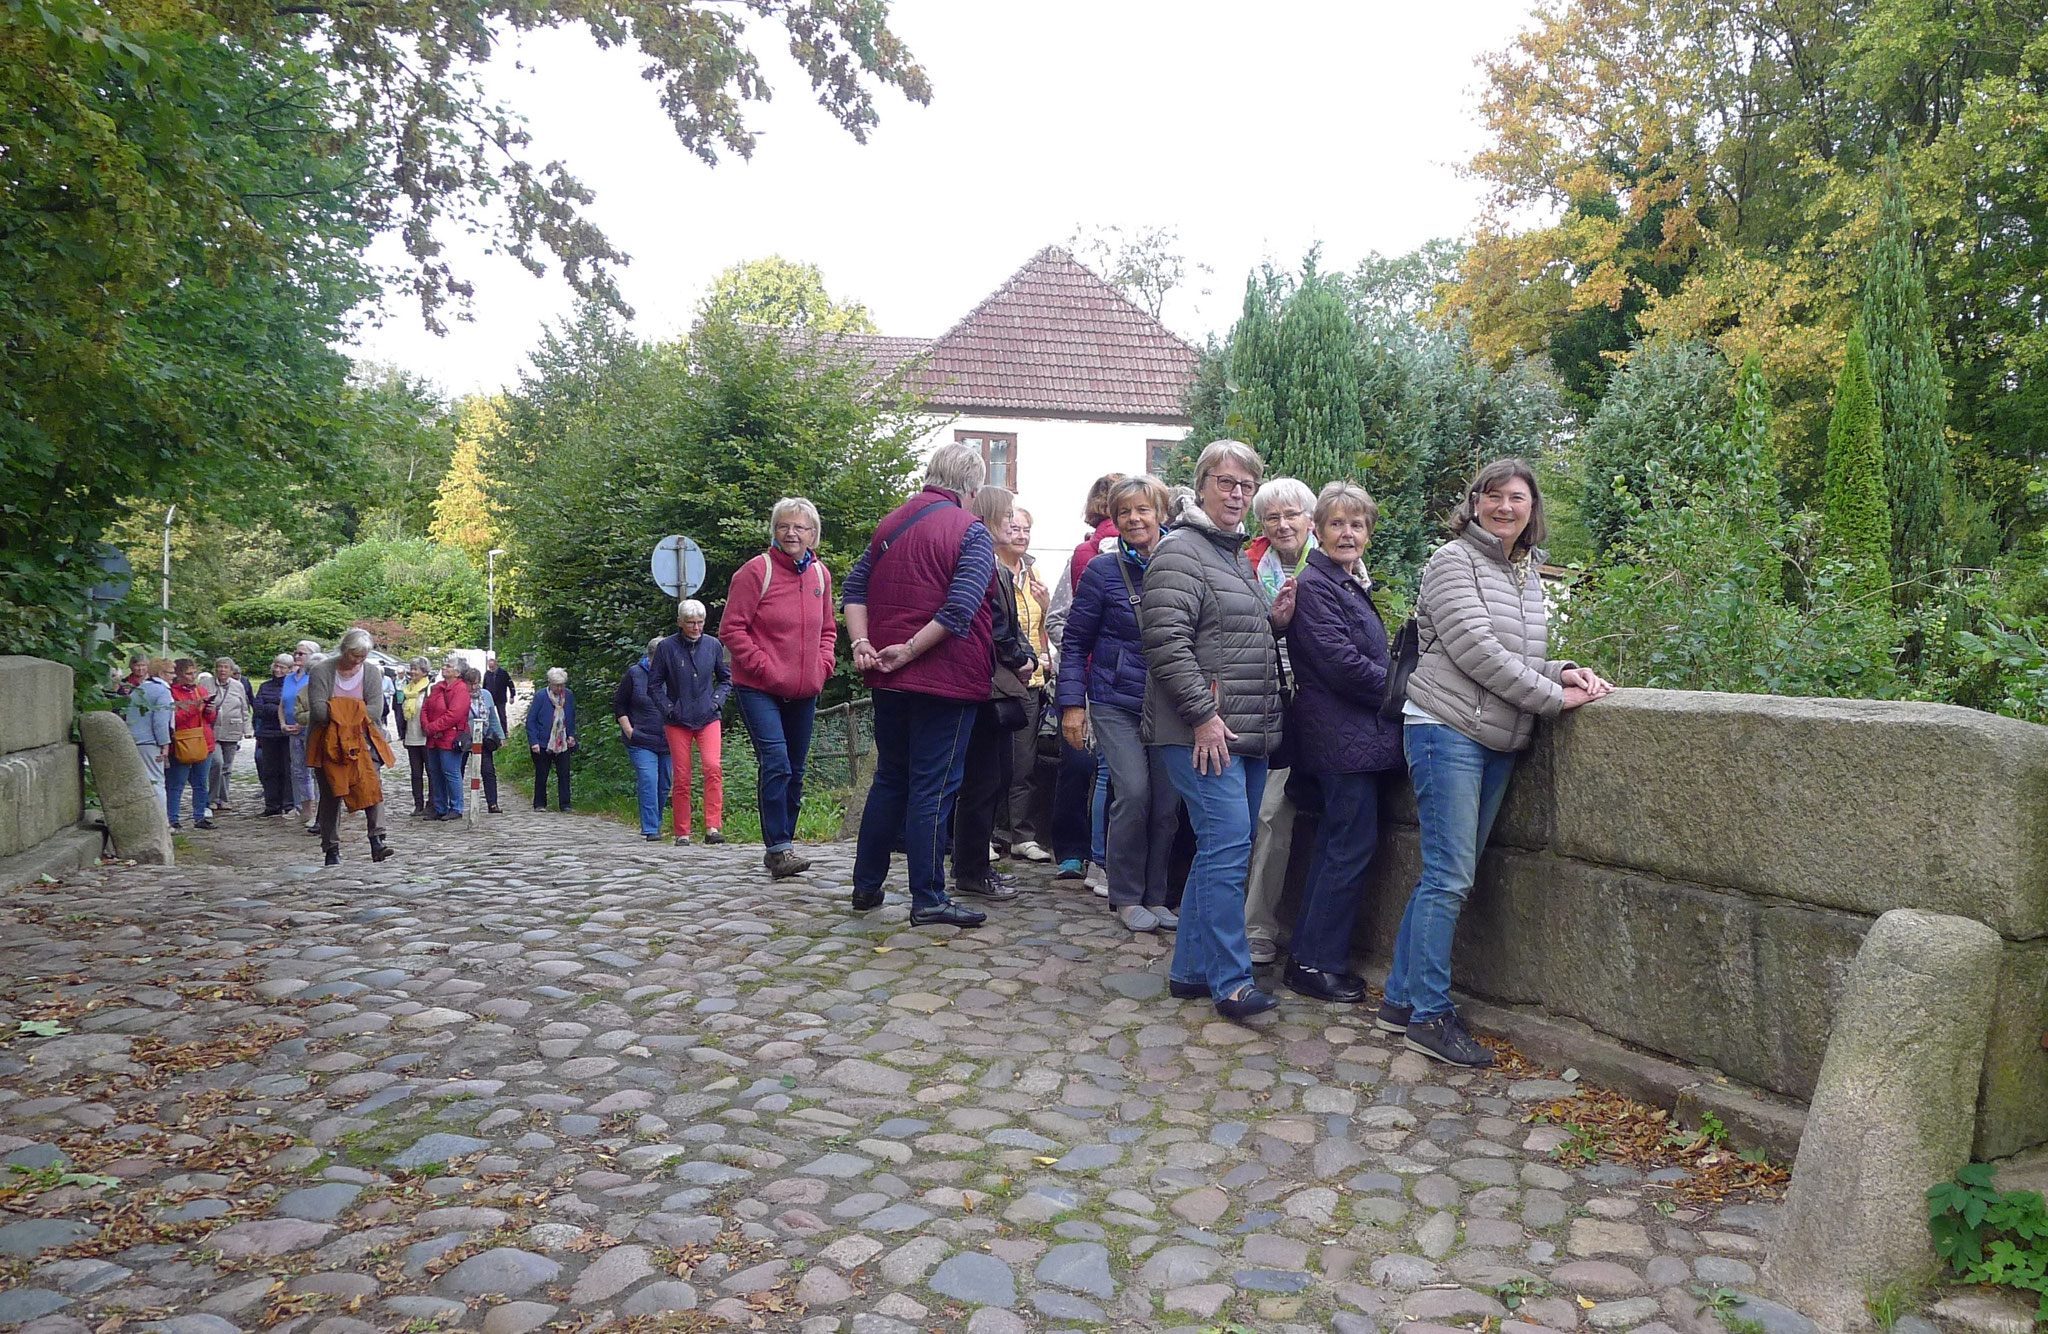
1576,339,1734,556
210,595,359,673
270,538,487,647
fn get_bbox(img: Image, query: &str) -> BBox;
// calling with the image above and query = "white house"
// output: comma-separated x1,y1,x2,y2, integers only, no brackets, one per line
813,247,1202,570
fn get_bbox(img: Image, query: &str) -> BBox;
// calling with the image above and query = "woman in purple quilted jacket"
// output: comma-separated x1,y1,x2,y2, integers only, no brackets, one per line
1280,480,1403,1005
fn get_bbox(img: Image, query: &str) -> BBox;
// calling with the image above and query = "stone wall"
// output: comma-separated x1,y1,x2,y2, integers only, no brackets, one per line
1332,689,2048,1161
0,657,98,888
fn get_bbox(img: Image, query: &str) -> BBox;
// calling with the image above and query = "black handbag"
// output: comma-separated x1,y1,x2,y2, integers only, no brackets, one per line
1379,618,1420,722
992,695,1031,732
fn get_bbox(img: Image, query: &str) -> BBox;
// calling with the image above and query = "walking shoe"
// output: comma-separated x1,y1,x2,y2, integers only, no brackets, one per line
1374,1000,1413,1034
1404,1011,1494,1067
957,875,1020,900
1011,840,1053,863
304,822,318,834
411,807,429,818
1283,963,1366,1004
1055,859,1085,880
488,805,504,814
765,849,811,879
704,828,725,845
369,834,393,863
1247,936,1278,965
1168,979,1211,999
910,902,987,929
1116,904,1159,932
168,822,181,832
323,848,341,867
1149,906,1179,929
1085,862,1109,895
850,888,884,911
1214,986,1279,1023
673,835,690,846
643,832,661,841
193,818,216,830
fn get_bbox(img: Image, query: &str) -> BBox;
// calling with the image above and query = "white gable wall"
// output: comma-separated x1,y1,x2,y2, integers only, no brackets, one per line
912,412,1187,574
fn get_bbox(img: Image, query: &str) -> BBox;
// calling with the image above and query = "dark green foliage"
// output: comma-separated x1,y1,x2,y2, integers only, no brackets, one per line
270,540,488,648
1822,330,1895,596
1576,341,1736,556
1927,1163,2048,1324
1729,352,1782,510
210,598,357,676
1858,159,1952,604
1223,273,1282,446
1270,261,1366,488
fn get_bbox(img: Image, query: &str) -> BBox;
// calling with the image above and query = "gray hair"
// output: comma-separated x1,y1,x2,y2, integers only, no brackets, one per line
1193,440,1265,495
213,656,237,674
1313,478,1380,534
338,627,374,655
546,667,568,686
462,666,483,686
768,497,821,544
272,653,295,670
923,442,986,496
442,653,462,672
646,637,665,660
295,639,321,656
1253,476,1315,521
678,599,707,623
410,655,431,672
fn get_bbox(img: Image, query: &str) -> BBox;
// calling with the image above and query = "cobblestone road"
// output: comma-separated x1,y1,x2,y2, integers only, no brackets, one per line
0,765,1795,1334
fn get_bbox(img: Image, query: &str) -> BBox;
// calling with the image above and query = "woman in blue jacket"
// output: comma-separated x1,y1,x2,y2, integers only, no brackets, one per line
613,638,673,840
526,667,579,811
1279,480,1402,1004
1057,474,1181,934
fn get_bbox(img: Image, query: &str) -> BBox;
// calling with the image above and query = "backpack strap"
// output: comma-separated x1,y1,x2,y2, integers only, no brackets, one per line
759,554,773,598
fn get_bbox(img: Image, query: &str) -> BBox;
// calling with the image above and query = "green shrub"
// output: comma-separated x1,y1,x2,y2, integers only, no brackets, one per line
218,596,355,634
1821,329,1893,598
270,539,486,647
1576,339,1735,556
1927,1163,2048,1324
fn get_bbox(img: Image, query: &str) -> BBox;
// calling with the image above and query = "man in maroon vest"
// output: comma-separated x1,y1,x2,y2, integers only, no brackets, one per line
842,444,999,927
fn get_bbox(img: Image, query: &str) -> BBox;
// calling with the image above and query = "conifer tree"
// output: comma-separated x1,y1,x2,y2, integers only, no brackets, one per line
1822,330,1893,597
1728,350,1781,516
1271,263,1365,489
1858,155,1950,602
1224,276,1280,446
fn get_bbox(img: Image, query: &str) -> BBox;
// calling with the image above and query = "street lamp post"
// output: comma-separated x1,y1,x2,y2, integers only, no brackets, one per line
160,504,177,659
487,549,506,655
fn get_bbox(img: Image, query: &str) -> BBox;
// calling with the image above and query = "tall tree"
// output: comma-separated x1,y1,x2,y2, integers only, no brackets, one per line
1271,261,1365,489
1224,275,1282,447
430,398,507,566
1576,341,1735,556
1065,223,1210,321
698,257,877,333
1857,158,1951,603
1822,330,1894,597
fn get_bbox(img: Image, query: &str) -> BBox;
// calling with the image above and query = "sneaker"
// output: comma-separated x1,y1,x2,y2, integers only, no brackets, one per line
193,817,216,830
765,849,811,879
1247,936,1278,965
1055,859,1085,880
704,829,725,845
957,874,1020,900
168,821,181,832
1084,862,1109,895
1011,841,1053,863
1374,1000,1413,1034
1404,1011,1493,1067
1149,906,1179,929
1116,904,1158,933
673,835,691,847
643,832,661,841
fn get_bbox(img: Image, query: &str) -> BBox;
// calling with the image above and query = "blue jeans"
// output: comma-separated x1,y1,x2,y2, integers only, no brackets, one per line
1385,723,1518,1021
1091,750,1110,866
429,747,466,816
166,754,211,824
738,686,817,854
854,689,977,913
627,744,672,837
1160,745,1269,1001
1291,770,1385,974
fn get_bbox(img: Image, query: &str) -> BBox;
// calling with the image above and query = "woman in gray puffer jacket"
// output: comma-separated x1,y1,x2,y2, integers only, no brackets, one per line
1142,440,1296,1022
1383,457,1614,1067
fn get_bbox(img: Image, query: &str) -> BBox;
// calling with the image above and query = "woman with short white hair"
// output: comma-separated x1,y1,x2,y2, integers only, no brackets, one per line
1243,474,1318,965
653,599,731,843
526,665,579,811
421,650,473,818
304,627,396,865
720,496,837,876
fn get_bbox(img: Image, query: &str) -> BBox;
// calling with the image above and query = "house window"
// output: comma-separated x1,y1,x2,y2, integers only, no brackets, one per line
956,430,1018,491
1146,439,1180,475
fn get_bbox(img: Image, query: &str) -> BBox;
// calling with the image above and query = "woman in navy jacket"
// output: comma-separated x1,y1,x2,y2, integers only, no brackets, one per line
1280,480,1402,1003
1057,474,1181,933
526,667,579,811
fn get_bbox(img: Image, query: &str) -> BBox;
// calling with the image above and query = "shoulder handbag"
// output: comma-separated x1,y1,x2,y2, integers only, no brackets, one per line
172,725,209,765
1378,619,1420,722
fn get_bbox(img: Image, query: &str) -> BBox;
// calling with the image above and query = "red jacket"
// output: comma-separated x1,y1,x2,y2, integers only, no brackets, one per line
1068,518,1119,592
720,547,838,701
170,683,217,749
422,678,472,750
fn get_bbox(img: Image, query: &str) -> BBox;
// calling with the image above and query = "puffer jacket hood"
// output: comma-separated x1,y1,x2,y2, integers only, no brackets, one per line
1404,526,1572,752
1139,503,1283,757
1056,542,1151,715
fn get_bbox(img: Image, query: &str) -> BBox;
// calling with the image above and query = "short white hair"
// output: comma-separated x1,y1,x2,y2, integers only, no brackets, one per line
546,667,568,686
678,599,707,623
923,442,986,496
295,639,321,655
338,627,373,655
1193,440,1265,494
646,637,665,659
1253,476,1315,521
768,497,821,543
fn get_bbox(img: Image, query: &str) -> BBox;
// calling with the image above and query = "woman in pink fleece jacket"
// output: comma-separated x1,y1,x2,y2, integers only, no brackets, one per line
720,496,839,879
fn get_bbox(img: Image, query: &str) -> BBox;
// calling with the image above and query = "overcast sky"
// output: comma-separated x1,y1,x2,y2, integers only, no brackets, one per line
349,1,1536,396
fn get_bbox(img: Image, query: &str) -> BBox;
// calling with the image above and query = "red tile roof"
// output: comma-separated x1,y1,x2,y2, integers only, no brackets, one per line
914,248,1200,422
741,327,929,393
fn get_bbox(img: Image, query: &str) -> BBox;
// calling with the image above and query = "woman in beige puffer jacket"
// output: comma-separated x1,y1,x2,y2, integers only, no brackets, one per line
1384,458,1615,1069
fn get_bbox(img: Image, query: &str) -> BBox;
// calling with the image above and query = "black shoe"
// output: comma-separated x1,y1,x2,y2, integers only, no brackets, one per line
1284,963,1366,1004
1214,987,1279,1023
488,805,504,814
703,828,724,844
369,834,393,863
910,902,987,929
1168,979,1211,1000
850,888,885,911
955,875,1019,900
534,802,546,810
323,848,341,866
644,832,661,841
1404,1011,1494,1067
193,818,216,830
411,807,429,818
1374,1000,1413,1034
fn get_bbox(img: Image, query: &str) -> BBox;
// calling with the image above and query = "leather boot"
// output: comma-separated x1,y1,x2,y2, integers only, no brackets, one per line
369,833,393,863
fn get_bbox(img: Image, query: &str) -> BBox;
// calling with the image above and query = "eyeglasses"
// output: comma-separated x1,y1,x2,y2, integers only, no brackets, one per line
1209,476,1257,495
1265,509,1307,523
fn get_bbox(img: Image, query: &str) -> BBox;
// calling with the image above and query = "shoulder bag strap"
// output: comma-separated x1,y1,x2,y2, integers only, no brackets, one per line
872,497,950,569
